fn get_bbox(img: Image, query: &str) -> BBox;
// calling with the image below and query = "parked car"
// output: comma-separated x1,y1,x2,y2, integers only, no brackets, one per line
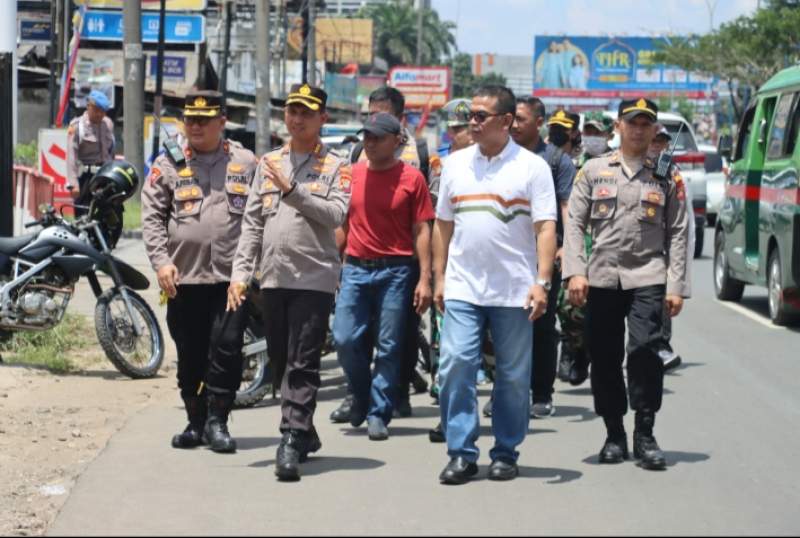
715,65,800,325
699,143,726,226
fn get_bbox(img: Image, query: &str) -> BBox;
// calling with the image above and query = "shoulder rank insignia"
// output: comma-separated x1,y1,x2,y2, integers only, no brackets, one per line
178,168,194,178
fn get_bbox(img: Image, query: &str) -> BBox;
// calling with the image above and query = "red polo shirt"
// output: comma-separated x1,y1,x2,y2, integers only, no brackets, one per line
345,160,435,259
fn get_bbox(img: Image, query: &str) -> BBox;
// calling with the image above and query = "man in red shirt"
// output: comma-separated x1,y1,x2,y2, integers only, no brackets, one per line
333,112,434,441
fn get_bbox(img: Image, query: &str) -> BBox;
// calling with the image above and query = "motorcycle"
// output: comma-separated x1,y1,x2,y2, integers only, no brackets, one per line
0,162,164,378
235,288,272,408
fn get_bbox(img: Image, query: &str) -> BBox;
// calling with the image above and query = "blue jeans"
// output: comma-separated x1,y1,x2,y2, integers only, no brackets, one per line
439,300,533,463
333,263,414,424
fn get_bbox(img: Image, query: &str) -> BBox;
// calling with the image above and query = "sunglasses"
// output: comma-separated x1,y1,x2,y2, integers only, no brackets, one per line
468,111,506,124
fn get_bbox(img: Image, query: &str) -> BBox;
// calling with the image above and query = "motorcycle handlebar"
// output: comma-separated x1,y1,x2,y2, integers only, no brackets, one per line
24,220,43,228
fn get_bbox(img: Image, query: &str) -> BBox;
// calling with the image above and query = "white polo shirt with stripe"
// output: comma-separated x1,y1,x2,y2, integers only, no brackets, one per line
436,138,557,307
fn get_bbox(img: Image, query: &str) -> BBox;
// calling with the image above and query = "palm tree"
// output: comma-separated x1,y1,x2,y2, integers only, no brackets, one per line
359,0,457,67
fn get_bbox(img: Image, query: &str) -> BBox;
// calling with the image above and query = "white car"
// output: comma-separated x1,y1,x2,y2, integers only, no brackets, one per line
698,143,726,226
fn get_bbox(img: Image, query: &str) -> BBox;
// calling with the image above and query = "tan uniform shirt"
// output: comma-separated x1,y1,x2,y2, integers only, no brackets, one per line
66,112,115,188
562,150,690,297
231,142,350,294
141,139,258,285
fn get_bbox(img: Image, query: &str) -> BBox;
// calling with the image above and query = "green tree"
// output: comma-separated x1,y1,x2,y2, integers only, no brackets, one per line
654,4,800,122
359,0,456,67
447,53,508,98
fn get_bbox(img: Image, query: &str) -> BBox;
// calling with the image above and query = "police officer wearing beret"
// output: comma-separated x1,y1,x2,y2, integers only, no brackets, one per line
142,90,258,454
67,90,116,214
228,84,350,481
562,98,690,470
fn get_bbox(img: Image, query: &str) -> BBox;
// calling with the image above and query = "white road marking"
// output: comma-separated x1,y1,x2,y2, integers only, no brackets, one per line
716,300,781,329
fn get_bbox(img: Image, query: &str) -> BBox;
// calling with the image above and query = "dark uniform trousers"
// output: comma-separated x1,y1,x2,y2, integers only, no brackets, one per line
261,288,335,433
398,264,421,395
587,284,666,418
166,283,247,400
531,265,562,402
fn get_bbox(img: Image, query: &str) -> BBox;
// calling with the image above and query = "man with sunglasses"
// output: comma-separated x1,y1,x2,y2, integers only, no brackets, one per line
434,85,557,484
228,84,350,482
142,90,258,455
562,98,689,471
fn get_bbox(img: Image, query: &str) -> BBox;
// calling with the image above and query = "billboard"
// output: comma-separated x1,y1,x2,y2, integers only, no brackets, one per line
324,73,359,112
388,66,451,110
287,18,373,65
533,36,714,98
81,11,205,44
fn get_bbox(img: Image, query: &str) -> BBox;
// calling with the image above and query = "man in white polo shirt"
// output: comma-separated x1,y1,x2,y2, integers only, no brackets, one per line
433,85,557,485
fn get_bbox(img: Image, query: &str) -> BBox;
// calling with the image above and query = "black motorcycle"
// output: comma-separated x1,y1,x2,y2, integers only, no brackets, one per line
0,161,164,378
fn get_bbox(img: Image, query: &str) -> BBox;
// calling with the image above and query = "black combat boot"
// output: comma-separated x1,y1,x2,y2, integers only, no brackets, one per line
204,393,237,453
598,415,629,463
634,411,666,470
275,429,321,482
568,349,590,386
330,393,354,423
171,395,207,449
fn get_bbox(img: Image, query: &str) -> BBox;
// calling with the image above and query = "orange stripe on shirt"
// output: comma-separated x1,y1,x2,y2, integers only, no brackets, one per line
450,194,530,207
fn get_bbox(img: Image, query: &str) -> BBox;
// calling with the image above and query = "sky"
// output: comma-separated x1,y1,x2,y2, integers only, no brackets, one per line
431,0,762,56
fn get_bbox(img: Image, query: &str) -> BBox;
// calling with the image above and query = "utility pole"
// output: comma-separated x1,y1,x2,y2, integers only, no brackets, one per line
47,0,59,126
123,0,145,183
220,0,233,105
0,0,16,236
151,0,167,164
256,0,272,155
308,0,316,86
415,0,424,66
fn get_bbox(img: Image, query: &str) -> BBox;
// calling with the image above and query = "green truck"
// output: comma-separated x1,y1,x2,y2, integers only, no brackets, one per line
715,66,800,325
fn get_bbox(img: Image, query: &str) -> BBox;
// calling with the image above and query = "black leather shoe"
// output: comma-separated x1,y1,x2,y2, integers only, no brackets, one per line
171,425,204,449
557,351,573,382
598,437,629,463
439,457,478,485
171,395,207,449
634,434,666,470
330,394,353,424
569,363,589,386
204,393,236,453
393,396,412,418
301,427,322,463
488,459,519,481
349,397,368,428
428,422,445,443
275,443,301,481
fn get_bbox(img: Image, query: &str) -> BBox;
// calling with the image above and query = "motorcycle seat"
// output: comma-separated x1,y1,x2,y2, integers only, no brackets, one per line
0,233,37,256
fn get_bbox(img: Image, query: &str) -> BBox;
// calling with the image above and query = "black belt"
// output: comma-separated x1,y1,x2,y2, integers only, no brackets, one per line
346,255,415,269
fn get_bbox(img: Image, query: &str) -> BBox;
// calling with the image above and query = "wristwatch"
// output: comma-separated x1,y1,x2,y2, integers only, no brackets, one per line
535,278,552,292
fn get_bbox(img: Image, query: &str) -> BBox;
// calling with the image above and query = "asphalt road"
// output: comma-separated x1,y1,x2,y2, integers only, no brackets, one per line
48,229,800,536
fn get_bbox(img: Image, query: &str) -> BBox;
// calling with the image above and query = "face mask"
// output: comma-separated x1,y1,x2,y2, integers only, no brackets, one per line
583,136,608,157
549,129,570,147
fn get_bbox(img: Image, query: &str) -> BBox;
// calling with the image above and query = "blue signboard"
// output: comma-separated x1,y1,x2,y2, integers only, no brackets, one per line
19,20,52,43
81,11,205,44
149,56,187,79
533,36,713,97
324,73,358,112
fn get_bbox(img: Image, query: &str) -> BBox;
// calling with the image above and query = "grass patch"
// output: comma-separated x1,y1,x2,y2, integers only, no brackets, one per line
0,314,96,373
123,199,141,231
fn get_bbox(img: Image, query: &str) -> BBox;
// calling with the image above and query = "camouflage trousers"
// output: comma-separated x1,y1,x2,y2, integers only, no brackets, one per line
557,286,587,358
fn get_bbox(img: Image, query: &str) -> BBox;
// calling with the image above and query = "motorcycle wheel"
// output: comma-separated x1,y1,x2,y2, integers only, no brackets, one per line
94,288,164,379
235,325,271,408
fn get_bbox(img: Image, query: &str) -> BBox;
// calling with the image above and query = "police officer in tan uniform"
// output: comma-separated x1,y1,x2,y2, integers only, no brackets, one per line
67,90,116,213
228,84,350,482
330,86,442,423
562,98,689,471
141,90,258,454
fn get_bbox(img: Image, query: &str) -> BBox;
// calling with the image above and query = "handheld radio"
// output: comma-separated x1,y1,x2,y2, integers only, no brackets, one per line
653,122,684,181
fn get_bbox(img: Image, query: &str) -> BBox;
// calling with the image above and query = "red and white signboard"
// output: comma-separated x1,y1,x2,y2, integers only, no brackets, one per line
388,66,451,110
38,128,73,213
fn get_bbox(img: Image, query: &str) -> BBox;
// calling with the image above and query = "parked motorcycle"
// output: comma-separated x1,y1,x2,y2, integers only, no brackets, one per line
0,161,164,378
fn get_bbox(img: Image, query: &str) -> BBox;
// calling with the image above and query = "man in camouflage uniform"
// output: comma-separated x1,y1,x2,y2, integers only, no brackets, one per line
556,111,615,385
142,90,258,454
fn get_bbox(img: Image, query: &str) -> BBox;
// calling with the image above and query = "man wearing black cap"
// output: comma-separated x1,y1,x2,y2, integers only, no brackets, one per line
333,112,435,441
562,98,690,471
228,84,350,481
142,90,258,454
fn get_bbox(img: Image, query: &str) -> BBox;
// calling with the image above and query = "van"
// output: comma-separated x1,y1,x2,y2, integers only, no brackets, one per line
715,66,800,325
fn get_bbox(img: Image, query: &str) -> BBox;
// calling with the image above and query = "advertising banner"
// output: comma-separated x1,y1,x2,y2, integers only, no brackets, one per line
77,0,207,10
81,10,205,44
324,73,359,112
533,36,714,98
19,19,52,44
388,66,451,110
287,18,374,65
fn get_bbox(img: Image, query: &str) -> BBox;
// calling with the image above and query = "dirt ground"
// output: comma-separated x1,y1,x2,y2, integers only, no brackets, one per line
0,323,176,536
